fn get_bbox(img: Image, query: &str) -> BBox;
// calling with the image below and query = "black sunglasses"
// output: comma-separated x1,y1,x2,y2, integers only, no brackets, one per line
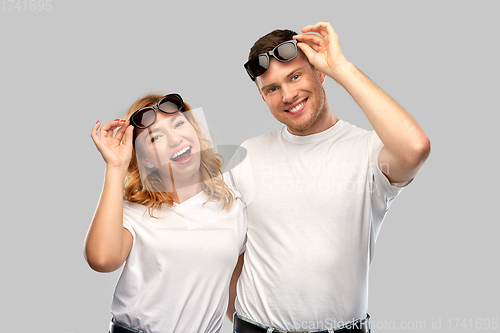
129,93,184,129
244,39,298,80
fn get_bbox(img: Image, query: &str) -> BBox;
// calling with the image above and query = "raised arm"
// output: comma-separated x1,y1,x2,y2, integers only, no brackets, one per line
85,120,135,272
294,22,430,183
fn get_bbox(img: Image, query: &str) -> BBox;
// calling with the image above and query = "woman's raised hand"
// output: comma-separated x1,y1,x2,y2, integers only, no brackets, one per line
91,119,134,170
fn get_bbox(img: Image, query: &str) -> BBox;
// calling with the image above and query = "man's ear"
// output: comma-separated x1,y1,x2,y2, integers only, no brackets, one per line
258,86,265,102
255,80,265,102
316,69,326,84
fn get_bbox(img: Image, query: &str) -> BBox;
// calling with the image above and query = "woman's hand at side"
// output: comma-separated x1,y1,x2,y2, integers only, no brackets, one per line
85,120,134,273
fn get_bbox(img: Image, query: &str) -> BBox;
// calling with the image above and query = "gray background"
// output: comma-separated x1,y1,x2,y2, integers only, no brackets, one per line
1,0,498,332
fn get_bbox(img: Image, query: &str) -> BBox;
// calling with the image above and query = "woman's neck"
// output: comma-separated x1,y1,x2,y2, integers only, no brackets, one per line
168,181,203,204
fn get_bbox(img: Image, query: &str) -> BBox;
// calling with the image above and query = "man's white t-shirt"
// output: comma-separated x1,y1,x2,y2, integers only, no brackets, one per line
111,190,247,333
226,120,406,331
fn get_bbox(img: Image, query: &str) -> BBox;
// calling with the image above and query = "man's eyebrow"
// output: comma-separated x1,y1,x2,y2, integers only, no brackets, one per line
260,82,276,93
286,67,306,79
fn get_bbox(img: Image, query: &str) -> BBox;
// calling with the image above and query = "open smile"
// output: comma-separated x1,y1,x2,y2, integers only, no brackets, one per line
285,99,307,115
170,145,192,163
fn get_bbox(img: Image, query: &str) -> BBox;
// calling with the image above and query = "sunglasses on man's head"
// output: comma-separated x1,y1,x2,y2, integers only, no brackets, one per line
244,39,299,80
129,93,184,129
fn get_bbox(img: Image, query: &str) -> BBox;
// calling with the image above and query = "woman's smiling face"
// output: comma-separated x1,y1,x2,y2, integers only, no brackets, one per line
135,111,202,188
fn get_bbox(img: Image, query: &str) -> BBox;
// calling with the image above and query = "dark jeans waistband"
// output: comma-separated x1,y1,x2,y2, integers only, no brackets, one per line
109,317,145,333
234,312,371,333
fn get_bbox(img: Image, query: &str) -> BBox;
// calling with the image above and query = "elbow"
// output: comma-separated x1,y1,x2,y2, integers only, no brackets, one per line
418,136,431,163
406,136,431,168
416,135,431,162
85,250,122,273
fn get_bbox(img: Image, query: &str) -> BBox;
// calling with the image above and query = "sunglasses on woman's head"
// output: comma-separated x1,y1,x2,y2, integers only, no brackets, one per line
244,39,299,80
129,93,184,129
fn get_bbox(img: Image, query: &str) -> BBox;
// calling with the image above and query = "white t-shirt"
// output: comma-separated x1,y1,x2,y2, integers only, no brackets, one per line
111,190,247,333
225,121,406,331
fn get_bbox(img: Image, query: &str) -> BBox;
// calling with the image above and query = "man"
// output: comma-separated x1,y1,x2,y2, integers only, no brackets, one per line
226,22,430,333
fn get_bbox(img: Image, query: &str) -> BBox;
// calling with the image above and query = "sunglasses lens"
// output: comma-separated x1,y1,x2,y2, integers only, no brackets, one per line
158,95,182,113
132,108,155,128
275,41,297,61
247,55,269,78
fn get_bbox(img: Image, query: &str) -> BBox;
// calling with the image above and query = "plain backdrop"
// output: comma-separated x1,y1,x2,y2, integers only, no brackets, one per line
1,1,498,332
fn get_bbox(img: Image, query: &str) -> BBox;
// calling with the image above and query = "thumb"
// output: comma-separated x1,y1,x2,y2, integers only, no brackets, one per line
123,122,135,148
296,42,317,64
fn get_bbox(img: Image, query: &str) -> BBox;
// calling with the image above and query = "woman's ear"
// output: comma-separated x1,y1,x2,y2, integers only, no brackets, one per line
141,158,154,169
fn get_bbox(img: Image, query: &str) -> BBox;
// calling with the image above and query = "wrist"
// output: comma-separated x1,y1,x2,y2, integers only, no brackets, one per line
326,58,354,84
331,60,369,91
105,165,128,180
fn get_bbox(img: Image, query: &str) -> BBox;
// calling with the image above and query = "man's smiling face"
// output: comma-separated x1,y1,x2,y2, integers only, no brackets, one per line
256,54,330,136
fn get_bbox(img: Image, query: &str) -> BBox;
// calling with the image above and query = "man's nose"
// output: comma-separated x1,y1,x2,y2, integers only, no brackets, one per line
282,85,297,103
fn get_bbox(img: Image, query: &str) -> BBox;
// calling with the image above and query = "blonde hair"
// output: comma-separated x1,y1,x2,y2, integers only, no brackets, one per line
123,93,234,217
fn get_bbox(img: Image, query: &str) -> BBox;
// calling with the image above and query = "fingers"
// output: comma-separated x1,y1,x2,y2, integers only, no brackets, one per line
294,33,323,52
296,42,316,62
90,120,101,145
98,119,126,139
100,119,119,139
298,22,339,47
114,120,130,143
301,22,336,38
92,119,129,143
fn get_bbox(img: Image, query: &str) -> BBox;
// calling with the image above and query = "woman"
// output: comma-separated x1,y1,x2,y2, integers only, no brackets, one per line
85,93,246,333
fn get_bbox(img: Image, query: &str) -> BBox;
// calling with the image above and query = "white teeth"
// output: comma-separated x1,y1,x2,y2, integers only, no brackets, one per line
171,146,191,159
288,101,305,112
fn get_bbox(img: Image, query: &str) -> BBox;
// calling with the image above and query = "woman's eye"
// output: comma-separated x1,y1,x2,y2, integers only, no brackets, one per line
151,135,162,142
174,120,185,129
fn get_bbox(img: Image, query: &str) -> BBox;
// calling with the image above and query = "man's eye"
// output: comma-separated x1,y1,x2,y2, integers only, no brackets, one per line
292,74,300,81
268,87,277,94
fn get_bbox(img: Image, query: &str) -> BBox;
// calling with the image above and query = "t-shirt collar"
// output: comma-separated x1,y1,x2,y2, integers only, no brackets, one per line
282,119,346,144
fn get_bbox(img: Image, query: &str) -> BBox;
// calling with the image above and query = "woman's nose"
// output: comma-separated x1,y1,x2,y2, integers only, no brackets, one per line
167,134,182,147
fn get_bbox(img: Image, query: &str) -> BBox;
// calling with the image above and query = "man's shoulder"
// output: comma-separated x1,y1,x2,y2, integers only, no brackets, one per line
225,128,283,171
338,120,370,135
335,120,376,144
240,128,283,148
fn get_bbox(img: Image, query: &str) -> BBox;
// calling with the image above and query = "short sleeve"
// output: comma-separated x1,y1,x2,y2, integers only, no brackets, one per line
239,235,247,255
224,145,255,206
369,132,407,240
122,201,137,244
234,196,248,255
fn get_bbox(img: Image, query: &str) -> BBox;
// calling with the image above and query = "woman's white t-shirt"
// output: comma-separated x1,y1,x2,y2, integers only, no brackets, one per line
111,191,247,333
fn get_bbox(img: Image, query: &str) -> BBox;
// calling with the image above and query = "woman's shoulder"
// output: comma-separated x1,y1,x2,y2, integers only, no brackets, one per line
123,199,144,210
122,199,149,220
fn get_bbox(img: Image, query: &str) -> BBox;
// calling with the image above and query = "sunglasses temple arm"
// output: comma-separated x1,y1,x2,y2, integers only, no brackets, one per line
148,127,162,168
